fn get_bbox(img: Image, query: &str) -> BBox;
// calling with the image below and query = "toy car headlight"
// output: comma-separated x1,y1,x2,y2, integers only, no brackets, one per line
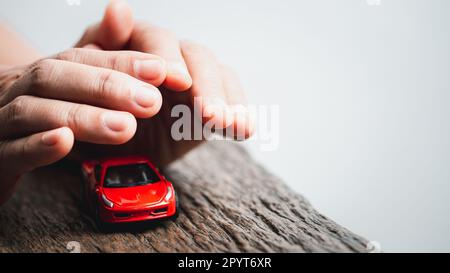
101,194,114,208
165,186,173,201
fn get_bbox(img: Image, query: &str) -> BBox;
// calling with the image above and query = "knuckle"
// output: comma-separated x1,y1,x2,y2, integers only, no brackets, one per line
6,95,29,124
117,53,142,75
96,70,129,102
65,104,84,132
96,70,116,101
107,54,123,72
28,59,58,91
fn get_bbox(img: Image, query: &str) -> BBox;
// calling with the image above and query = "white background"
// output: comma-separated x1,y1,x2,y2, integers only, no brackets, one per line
1,0,449,252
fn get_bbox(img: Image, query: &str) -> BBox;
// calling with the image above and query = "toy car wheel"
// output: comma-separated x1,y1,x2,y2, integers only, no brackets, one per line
93,206,101,225
93,205,110,232
171,191,180,220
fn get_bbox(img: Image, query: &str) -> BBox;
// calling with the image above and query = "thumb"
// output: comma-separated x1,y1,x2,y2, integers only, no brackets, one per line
75,0,133,50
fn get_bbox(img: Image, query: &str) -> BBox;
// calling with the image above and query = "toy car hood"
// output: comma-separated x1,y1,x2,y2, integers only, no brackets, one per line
102,181,167,208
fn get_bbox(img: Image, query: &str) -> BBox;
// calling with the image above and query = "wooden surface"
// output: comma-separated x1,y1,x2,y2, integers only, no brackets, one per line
0,141,368,253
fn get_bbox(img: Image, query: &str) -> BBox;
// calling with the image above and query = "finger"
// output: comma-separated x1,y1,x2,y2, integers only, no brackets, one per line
83,43,102,50
54,48,167,86
180,40,232,128
0,127,74,199
0,96,136,145
1,58,162,119
220,65,247,105
75,0,133,50
129,23,192,92
220,65,255,139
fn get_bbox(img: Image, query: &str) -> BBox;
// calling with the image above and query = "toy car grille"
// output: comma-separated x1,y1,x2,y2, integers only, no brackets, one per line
114,213,131,218
152,207,168,214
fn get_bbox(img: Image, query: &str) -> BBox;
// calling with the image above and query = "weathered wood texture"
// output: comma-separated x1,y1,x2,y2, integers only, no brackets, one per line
0,141,368,253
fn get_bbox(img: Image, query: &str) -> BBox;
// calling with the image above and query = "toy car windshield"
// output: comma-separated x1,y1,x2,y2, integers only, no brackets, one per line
104,163,160,188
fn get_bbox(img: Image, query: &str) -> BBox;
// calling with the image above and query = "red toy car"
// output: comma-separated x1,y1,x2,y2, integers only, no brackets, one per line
81,156,178,226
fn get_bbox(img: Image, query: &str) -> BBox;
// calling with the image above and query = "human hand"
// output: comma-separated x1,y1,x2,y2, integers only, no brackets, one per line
0,0,254,205
0,48,169,204
73,0,254,165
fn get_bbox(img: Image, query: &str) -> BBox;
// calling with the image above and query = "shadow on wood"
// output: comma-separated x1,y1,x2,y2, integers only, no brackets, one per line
0,141,368,252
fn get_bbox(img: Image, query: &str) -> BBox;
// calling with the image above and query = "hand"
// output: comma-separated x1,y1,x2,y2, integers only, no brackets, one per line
0,48,169,204
73,0,253,165
0,0,253,205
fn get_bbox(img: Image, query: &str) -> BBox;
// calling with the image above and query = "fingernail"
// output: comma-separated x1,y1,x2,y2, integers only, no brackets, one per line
102,112,129,132
41,129,61,146
133,85,160,108
167,62,190,77
134,59,164,81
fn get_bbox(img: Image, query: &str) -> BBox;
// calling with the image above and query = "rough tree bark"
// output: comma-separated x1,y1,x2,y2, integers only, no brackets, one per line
0,141,368,253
